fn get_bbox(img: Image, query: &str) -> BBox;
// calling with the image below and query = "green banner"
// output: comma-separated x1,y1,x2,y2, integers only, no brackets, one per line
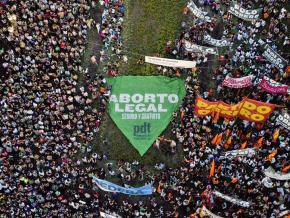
107,76,185,156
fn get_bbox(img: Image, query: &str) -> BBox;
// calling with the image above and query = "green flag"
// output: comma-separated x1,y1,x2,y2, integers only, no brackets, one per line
107,76,185,156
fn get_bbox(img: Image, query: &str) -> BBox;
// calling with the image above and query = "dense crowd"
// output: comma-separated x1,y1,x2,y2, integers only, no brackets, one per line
0,0,289,217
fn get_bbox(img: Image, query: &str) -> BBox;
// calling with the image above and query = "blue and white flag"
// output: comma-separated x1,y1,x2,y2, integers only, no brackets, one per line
92,177,152,195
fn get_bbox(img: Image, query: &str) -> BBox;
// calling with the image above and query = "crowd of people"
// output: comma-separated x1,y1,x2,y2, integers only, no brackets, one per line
0,0,289,217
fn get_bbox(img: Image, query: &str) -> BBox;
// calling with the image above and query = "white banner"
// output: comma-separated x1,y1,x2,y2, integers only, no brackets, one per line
213,191,250,207
184,40,218,55
145,56,196,68
200,206,224,218
263,44,287,69
220,148,256,160
228,4,261,21
100,212,121,218
204,34,230,47
276,113,290,130
187,1,212,22
264,167,290,180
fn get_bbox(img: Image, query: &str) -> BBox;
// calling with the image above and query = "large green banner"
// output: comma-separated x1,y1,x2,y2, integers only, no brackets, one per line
107,76,185,156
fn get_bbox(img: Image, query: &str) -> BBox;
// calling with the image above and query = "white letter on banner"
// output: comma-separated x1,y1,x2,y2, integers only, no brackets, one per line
125,104,134,112
131,94,143,103
156,94,168,103
158,104,167,112
147,104,157,112
168,94,179,103
136,104,146,112
119,94,130,103
110,94,118,103
144,94,155,103
115,103,124,112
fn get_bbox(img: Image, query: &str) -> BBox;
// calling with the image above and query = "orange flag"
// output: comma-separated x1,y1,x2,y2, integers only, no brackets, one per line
254,137,263,149
211,134,218,145
267,149,278,161
272,128,280,142
157,184,161,193
215,133,223,145
241,141,247,149
282,165,290,173
209,160,215,177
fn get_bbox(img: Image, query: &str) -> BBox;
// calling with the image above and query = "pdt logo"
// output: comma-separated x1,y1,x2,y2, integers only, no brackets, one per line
133,122,151,137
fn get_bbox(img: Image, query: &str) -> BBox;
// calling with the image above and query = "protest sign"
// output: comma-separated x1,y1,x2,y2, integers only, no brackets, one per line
187,1,211,22
220,148,256,160
264,167,290,180
228,3,261,21
213,191,250,207
184,40,218,55
263,44,287,69
194,96,275,123
92,177,153,195
107,76,185,155
204,34,230,47
258,76,289,94
276,113,290,130
145,56,196,68
222,75,253,88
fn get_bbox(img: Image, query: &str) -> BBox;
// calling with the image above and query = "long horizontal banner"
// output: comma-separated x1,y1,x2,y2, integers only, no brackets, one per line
194,96,275,123
92,177,153,195
276,113,290,130
204,34,230,47
263,44,287,69
264,167,290,180
258,76,289,95
100,212,121,218
145,56,196,68
184,40,218,55
187,1,211,22
228,3,261,21
222,75,253,88
213,191,250,207
220,148,256,160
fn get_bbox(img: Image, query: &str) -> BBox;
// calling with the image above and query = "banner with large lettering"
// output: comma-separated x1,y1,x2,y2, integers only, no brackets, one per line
107,76,185,155
194,96,275,123
187,1,212,22
183,40,218,55
203,34,230,47
276,113,290,130
263,44,287,69
145,56,196,68
92,177,153,195
228,3,261,21
258,76,289,94
264,167,290,180
222,75,253,88
213,191,250,207
220,148,256,160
